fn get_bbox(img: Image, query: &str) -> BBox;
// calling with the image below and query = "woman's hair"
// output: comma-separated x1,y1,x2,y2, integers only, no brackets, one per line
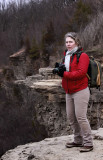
64,32,81,47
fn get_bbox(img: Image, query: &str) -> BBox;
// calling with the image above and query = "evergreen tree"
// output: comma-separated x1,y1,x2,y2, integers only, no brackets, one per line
73,0,92,29
29,38,40,59
41,21,55,66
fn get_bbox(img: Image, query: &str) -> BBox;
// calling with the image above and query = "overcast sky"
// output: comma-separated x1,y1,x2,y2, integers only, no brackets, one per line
0,0,30,4
0,0,17,4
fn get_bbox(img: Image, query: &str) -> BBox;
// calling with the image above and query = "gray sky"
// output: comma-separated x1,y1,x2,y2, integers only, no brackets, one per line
0,0,30,4
0,0,17,4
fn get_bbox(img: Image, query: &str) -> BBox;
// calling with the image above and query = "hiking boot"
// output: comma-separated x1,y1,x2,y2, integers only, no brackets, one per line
80,146,93,152
66,142,83,148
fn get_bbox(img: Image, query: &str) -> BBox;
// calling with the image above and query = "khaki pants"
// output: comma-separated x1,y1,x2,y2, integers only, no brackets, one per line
66,87,93,146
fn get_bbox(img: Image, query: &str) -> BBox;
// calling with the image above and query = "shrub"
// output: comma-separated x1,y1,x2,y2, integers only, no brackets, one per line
73,0,92,30
29,38,40,59
24,37,31,53
40,21,56,66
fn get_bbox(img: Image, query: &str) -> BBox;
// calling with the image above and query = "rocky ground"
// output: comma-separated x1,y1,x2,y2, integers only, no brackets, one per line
1,128,103,160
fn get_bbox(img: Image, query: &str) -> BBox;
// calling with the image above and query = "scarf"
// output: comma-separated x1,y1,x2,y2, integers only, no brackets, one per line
65,47,78,71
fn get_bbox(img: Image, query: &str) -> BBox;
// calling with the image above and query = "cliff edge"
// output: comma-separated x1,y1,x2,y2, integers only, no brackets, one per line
1,128,103,160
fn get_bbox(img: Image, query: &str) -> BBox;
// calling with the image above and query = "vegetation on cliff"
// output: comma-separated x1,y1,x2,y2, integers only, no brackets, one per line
0,0,103,67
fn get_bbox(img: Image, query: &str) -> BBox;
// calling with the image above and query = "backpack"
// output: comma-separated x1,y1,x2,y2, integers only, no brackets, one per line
86,56,102,89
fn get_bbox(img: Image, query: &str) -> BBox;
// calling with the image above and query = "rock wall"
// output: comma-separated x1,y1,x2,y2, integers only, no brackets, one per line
0,81,48,156
88,89,103,129
0,73,68,156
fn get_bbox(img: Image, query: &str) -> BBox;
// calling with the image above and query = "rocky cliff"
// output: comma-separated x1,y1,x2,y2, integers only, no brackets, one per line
0,71,68,157
0,48,103,157
0,66,103,157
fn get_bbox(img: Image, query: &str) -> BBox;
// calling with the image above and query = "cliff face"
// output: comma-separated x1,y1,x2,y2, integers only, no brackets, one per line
13,77,68,138
0,48,103,157
0,67,103,157
0,73,68,156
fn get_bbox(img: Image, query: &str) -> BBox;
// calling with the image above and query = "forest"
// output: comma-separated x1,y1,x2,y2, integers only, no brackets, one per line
0,0,103,67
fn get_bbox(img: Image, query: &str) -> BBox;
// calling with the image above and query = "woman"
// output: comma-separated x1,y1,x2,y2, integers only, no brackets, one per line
62,32,93,152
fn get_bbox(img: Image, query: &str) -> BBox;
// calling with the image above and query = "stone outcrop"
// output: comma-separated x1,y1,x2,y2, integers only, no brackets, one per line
9,47,42,80
1,128,103,160
9,48,28,80
13,77,68,137
0,72,68,156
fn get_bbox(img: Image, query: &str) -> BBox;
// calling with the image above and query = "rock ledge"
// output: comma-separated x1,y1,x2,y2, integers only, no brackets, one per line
1,128,103,160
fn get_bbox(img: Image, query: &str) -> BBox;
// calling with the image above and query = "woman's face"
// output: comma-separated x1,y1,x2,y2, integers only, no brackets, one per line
65,37,77,51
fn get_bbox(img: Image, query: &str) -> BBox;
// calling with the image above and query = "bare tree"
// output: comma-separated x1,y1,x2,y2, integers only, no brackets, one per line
0,0,103,66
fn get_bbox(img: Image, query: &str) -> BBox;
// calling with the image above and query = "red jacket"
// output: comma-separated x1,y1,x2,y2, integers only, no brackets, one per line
62,51,89,94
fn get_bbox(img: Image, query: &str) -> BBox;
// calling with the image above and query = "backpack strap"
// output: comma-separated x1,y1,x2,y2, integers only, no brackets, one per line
71,50,83,63
62,50,67,63
75,51,83,63
95,60,101,87
86,73,90,80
